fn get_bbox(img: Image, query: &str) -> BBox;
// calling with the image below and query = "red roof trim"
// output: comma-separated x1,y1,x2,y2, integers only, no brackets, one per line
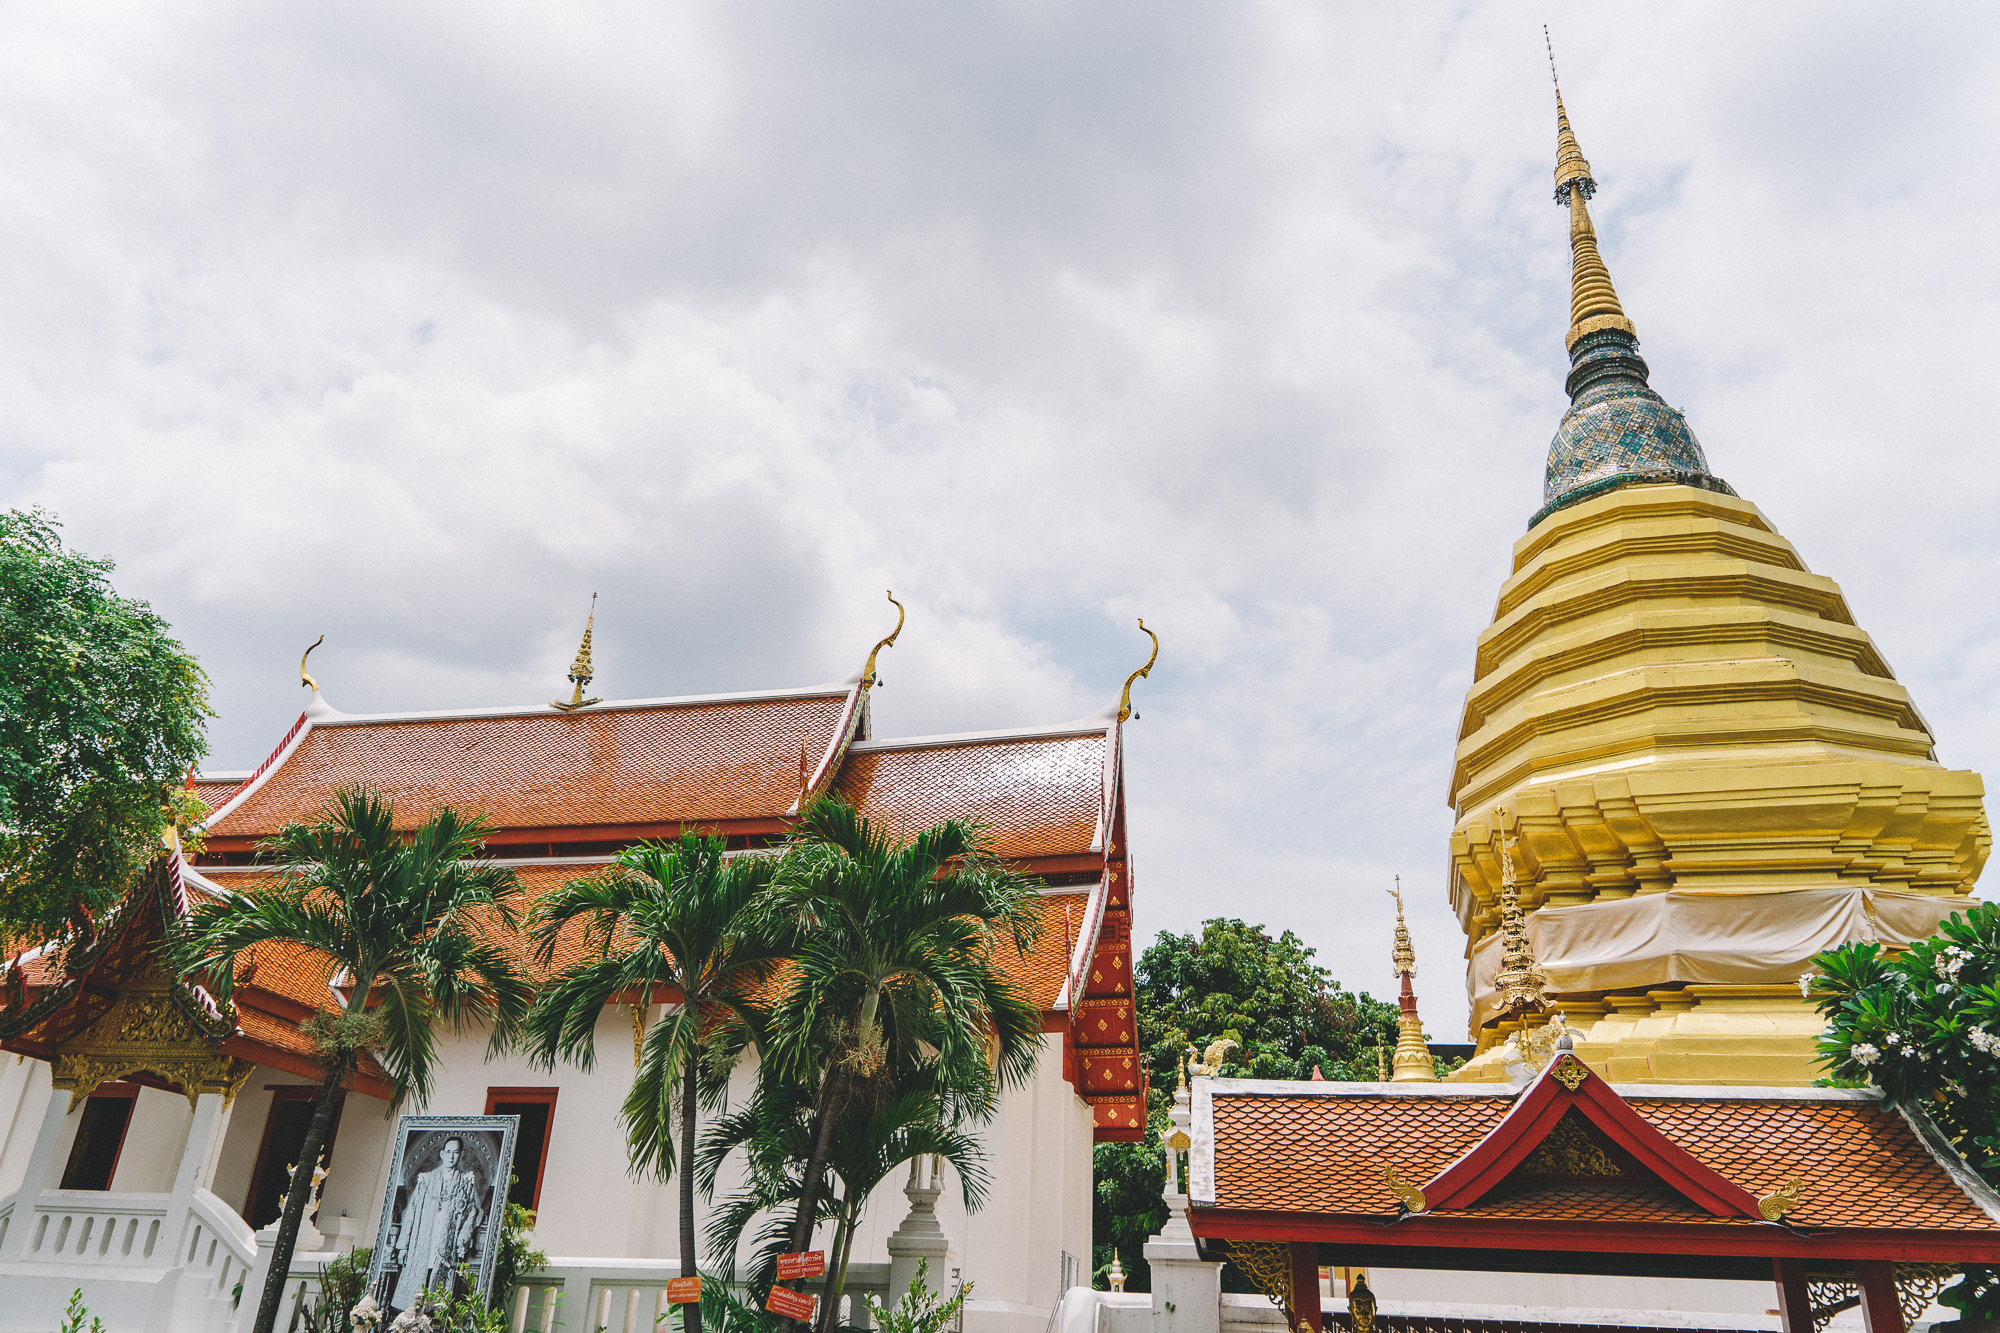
1188,1209,2000,1263
1421,1054,1762,1218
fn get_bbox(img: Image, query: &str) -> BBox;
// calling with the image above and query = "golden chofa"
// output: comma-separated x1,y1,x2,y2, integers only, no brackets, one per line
1444,73,1987,1087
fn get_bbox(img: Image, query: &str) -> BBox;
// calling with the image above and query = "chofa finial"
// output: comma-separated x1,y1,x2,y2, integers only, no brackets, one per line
299,635,325,693
1118,619,1159,723
860,590,905,690
551,593,602,712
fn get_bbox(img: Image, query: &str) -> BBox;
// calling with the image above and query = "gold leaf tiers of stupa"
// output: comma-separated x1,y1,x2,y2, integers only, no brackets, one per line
1446,484,1988,1084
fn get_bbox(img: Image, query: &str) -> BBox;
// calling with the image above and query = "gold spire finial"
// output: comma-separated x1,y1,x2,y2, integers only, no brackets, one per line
1493,830,1550,1017
551,593,602,712
1389,877,1416,978
1118,619,1159,723
1388,876,1436,1083
1543,33,1636,351
299,635,324,693
860,590,904,690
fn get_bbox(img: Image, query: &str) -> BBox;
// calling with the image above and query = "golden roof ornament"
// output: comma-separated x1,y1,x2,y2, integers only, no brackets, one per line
552,593,602,712
1545,30,1635,350
1118,618,1159,723
1389,877,1416,978
1187,1036,1237,1078
1493,831,1550,1017
1388,878,1437,1083
860,590,904,691
299,635,324,693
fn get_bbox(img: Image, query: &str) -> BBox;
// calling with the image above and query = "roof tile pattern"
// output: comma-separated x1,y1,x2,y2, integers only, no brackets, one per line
199,860,1078,1010
1206,1088,2000,1232
1211,1094,1512,1214
211,696,850,837
834,733,1105,859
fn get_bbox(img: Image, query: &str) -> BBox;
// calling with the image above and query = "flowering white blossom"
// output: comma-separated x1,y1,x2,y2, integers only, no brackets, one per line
1798,972,1816,998
1851,1043,1881,1066
1886,1032,1903,1046
1969,1029,2000,1055
1935,946,1969,982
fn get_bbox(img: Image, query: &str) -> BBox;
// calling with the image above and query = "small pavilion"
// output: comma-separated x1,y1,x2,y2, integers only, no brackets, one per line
1181,1044,2000,1333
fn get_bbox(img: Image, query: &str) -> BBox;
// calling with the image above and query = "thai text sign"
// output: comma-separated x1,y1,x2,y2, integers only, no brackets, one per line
766,1287,816,1321
776,1251,827,1281
667,1277,702,1305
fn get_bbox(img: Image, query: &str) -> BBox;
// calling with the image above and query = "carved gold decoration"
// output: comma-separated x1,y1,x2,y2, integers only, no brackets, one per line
1520,1111,1620,1178
1550,1053,1589,1091
552,593,602,711
1757,1175,1806,1222
1805,1275,1859,1333
300,635,325,692
1382,1164,1427,1214
1165,1128,1191,1154
1227,1240,1294,1319
49,964,254,1112
1187,1037,1237,1078
1117,619,1159,724
1493,834,1550,1018
860,591,905,691
1894,1263,1959,1330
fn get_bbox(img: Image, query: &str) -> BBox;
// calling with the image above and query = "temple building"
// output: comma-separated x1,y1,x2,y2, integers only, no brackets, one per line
1444,88,1989,1084
0,610,1150,1333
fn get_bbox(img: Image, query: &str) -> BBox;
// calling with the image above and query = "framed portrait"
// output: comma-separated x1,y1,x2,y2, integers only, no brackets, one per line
366,1115,519,1313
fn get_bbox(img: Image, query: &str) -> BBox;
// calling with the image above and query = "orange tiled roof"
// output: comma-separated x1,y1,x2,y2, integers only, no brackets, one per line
1200,1084,2000,1234
196,859,1081,1012
834,729,1107,860
190,778,245,812
208,693,852,838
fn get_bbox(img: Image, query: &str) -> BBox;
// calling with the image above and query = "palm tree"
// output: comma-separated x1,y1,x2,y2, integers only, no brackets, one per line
765,797,1044,1324
172,786,531,1333
700,1064,991,1333
522,833,788,1333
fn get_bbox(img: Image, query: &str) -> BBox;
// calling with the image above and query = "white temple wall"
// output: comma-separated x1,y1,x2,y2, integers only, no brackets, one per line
0,1056,56,1197
108,1087,193,1194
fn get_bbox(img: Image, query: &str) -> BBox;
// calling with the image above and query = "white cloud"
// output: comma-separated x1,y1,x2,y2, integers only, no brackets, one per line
6,2,2000,1037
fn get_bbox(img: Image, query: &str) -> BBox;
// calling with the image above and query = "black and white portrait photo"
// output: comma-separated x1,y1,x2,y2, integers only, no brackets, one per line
367,1116,518,1313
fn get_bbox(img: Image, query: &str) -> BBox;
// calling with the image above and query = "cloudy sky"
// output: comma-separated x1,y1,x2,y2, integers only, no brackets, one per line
6,3,1999,1037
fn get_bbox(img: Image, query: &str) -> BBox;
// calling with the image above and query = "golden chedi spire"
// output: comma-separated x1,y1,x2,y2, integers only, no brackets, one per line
551,593,602,712
1388,879,1437,1083
1444,51,1988,1086
1554,93,1634,350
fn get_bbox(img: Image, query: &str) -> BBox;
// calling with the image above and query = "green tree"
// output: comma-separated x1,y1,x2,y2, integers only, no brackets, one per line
762,797,1044,1325
0,508,210,944
522,833,788,1333
1094,919,1400,1292
171,787,532,1333
699,1062,990,1333
1807,901,2000,1318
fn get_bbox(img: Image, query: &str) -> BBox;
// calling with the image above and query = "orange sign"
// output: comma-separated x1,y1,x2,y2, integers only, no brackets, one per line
666,1278,702,1306
765,1287,816,1322
776,1251,827,1281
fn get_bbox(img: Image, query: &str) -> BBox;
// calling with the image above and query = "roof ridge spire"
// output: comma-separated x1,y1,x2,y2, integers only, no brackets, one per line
1545,30,1634,350
1389,877,1437,1082
552,593,602,712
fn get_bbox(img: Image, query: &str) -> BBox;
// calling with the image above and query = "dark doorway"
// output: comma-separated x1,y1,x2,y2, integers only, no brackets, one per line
245,1087,344,1230
485,1088,557,1212
60,1086,139,1190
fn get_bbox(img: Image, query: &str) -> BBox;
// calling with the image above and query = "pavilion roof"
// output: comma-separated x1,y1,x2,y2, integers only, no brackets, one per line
833,723,1112,861
203,684,861,840
1189,1057,2000,1259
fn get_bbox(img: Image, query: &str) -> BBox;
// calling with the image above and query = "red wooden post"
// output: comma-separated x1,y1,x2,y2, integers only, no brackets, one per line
1772,1259,1813,1333
1854,1260,1904,1333
1288,1242,1322,1333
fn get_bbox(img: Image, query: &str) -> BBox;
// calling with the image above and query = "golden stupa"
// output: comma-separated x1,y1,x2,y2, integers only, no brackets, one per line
1447,86,1989,1085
